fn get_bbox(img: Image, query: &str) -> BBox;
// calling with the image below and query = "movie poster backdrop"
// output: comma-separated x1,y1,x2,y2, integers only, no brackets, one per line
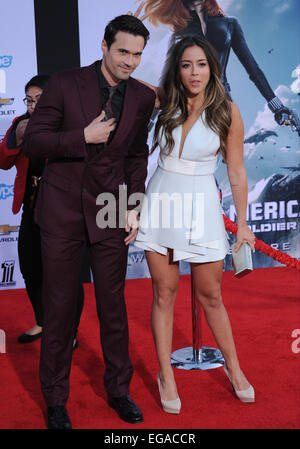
0,0,299,289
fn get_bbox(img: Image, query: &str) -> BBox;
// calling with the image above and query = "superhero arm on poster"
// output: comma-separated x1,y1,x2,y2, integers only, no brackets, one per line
230,17,300,136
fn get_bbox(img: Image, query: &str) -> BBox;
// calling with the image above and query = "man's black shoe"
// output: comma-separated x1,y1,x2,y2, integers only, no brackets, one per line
47,406,72,429
108,395,143,424
17,332,42,343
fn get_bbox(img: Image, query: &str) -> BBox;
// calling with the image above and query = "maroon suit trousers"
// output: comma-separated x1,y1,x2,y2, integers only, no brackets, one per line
39,229,132,406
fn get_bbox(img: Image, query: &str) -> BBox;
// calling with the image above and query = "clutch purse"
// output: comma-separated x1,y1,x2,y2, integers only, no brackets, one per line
231,242,253,278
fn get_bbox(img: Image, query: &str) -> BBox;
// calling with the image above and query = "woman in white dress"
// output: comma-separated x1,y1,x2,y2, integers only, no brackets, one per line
135,36,256,413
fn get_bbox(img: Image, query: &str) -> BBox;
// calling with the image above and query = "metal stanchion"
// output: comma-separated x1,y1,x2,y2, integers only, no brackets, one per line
171,273,224,370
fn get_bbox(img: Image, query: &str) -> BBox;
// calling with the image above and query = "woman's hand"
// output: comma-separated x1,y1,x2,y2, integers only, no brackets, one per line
235,223,255,252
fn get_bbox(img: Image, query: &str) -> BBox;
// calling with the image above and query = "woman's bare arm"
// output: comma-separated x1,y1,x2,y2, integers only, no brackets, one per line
226,102,255,251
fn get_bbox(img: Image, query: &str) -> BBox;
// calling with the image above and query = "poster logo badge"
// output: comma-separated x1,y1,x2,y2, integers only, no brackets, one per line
0,260,16,287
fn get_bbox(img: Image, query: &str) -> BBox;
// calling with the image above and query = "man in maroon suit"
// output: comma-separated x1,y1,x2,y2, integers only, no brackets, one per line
23,15,155,429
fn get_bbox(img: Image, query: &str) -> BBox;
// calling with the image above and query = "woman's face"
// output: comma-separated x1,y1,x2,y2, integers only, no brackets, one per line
179,45,211,98
188,1,205,12
24,86,43,115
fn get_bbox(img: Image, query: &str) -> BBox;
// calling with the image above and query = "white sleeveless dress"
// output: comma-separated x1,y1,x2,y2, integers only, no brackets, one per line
135,113,229,263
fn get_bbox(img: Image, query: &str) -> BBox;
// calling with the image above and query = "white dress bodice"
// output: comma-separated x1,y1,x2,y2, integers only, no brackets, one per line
135,114,229,263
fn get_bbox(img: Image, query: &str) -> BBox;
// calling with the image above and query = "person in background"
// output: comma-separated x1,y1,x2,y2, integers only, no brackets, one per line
0,75,84,346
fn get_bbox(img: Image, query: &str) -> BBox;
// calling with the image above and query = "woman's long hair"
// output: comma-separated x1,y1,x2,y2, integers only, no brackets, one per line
152,36,231,161
143,0,225,32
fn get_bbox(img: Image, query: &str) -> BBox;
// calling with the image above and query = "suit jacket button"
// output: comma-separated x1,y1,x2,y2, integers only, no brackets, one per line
82,188,87,193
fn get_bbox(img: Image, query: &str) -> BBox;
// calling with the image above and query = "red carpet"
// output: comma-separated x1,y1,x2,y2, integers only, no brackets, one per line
0,267,299,430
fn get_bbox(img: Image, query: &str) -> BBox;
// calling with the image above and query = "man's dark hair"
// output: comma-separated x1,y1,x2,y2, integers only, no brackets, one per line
25,74,50,93
104,15,150,49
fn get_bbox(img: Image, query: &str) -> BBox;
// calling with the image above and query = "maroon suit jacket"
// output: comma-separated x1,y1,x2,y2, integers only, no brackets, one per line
23,62,155,243
0,117,29,214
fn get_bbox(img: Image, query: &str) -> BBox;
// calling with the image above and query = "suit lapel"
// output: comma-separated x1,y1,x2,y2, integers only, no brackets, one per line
75,67,139,158
76,62,102,125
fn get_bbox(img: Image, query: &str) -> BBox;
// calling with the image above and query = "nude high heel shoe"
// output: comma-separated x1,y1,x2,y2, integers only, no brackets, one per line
223,364,255,403
157,373,181,414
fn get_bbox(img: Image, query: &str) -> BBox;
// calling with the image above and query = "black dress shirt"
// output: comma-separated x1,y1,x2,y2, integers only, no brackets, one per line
95,60,127,144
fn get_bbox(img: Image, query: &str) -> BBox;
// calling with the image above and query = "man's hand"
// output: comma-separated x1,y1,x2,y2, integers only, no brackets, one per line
15,118,29,146
84,111,116,144
124,210,140,246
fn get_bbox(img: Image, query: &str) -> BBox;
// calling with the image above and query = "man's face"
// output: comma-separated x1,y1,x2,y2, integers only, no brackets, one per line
101,31,145,84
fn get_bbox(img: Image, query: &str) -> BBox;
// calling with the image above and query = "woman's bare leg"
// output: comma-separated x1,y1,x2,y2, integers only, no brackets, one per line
145,250,180,401
191,260,251,391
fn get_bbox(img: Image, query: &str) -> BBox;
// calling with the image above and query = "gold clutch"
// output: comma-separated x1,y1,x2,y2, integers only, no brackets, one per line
231,242,253,278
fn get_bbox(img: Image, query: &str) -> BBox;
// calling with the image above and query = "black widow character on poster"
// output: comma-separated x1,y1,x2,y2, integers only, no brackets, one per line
135,0,299,134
